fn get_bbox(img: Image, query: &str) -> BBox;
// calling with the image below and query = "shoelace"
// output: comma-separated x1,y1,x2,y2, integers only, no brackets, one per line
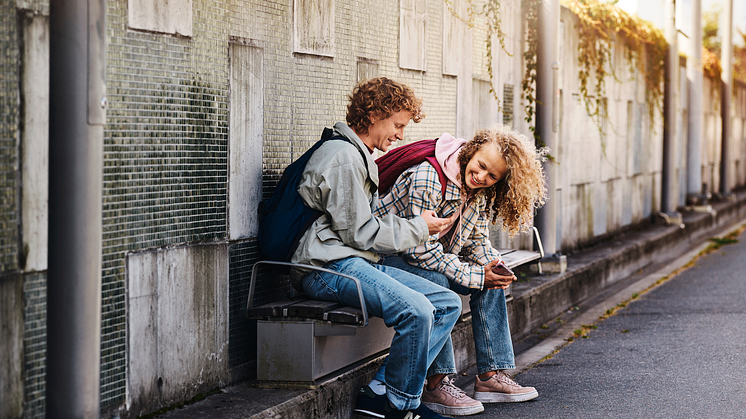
439,377,468,398
495,371,519,386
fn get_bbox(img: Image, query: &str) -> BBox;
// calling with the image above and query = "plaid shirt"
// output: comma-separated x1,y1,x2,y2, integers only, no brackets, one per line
373,162,501,289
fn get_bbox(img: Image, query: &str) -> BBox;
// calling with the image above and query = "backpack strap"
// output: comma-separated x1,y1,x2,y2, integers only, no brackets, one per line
425,156,449,199
257,127,372,262
320,127,375,195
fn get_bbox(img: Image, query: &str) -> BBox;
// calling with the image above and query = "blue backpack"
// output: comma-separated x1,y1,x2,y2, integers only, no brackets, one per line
258,127,369,262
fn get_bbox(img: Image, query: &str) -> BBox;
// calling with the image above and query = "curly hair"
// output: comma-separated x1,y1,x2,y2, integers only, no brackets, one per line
347,77,425,135
457,124,547,237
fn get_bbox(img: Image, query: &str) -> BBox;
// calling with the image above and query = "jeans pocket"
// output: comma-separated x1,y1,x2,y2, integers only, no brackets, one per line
303,271,339,302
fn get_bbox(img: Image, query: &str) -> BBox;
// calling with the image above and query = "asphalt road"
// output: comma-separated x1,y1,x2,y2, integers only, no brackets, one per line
473,228,746,419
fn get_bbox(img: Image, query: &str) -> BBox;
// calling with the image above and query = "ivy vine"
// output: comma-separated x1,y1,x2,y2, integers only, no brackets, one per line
443,0,511,101
445,0,667,148
702,47,722,79
563,0,666,131
521,0,540,142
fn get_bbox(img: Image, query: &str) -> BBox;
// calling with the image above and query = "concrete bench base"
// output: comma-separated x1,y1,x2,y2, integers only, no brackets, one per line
257,317,394,382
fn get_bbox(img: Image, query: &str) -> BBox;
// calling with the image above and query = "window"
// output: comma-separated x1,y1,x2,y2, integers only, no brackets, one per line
442,0,463,76
293,0,335,57
229,42,264,239
400,0,426,71
357,59,379,83
128,0,192,36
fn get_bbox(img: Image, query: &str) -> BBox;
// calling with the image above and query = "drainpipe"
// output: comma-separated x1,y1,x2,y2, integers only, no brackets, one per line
533,0,565,273
686,0,708,206
47,0,106,417
719,0,734,199
659,0,683,225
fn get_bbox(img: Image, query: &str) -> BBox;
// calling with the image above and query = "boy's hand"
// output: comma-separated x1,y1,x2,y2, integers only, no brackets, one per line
420,210,458,235
483,259,516,290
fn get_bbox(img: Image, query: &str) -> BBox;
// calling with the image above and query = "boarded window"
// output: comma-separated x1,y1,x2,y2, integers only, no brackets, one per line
357,59,379,83
473,79,495,129
21,15,49,272
229,42,264,240
442,0,463,76
293,0,335,57
128,0,192,36
400,0,426,71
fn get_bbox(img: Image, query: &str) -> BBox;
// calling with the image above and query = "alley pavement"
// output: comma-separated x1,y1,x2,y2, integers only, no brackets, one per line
471,223,746,418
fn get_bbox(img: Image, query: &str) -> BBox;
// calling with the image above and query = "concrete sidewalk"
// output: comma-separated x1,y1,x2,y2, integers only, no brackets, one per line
154,191,746,419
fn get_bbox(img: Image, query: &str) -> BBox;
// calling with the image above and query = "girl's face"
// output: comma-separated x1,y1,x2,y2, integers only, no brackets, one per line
464,143,508,190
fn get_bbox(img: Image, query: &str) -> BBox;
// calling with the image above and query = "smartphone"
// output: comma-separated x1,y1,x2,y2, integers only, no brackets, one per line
491,260,514,277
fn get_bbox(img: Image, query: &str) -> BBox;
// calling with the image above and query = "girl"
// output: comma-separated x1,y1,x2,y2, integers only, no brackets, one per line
371,124,547,416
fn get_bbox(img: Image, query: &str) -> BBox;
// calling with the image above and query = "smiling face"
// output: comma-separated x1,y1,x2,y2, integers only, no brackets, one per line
463,143,508,190
359,110,412,152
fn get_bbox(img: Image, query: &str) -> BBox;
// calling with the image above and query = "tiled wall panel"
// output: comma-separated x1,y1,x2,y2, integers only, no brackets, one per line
0,1,19,273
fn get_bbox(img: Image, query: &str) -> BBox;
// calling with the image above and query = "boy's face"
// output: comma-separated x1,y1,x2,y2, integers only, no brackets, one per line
364,110,412,152
464,143,508,190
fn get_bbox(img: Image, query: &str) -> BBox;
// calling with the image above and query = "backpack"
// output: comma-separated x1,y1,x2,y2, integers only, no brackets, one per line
375,139,449,198
258,127,369,262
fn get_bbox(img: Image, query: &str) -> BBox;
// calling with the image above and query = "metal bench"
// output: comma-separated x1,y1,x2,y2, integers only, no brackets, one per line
246,228,545,385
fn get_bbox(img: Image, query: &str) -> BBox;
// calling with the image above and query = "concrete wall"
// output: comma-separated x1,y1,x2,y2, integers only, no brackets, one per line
126,243,229,417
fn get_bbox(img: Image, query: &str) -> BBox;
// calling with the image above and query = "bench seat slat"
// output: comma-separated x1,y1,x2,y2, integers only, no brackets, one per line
286,300,343,319
247,297,311,318
325,307,365,326
498,249,542,269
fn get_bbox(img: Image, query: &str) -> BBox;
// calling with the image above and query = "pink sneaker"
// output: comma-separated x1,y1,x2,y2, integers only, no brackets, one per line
422,376,484,416
473,370,538,403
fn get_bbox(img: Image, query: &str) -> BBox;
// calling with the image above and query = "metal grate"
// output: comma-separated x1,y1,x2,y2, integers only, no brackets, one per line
503,84,514,128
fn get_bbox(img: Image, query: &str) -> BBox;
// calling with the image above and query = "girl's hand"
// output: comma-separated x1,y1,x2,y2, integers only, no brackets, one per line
483,259,516,289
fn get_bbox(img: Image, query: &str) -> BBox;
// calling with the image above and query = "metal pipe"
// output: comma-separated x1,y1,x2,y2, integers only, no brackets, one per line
720,0,733,196
661,0,678,214
533,0,560,256
47,0,106,416
686,0,705,204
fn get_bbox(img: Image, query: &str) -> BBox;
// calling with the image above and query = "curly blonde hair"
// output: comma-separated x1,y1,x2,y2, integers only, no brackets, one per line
346,77,424,135
457,124,547,237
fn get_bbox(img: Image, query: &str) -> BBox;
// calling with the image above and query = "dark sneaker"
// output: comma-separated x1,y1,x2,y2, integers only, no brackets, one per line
391,403,455,419
353,385,388,418
353,385,454,419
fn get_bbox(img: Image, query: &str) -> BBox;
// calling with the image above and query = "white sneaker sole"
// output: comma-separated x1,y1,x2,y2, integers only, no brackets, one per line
352,408,385,418
422,401,485,416
473,389,539,403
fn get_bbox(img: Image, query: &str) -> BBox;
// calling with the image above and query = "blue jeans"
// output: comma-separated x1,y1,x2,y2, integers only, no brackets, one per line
379,255,516,377
300,257,462,410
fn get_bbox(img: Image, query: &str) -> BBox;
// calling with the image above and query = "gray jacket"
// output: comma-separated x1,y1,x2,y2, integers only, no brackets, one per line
290,122,429,283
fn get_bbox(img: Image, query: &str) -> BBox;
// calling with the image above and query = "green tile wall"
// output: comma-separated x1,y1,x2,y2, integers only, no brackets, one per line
102,1,230,407
1,0,19,274
228,240,261,369
23,272,46,419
